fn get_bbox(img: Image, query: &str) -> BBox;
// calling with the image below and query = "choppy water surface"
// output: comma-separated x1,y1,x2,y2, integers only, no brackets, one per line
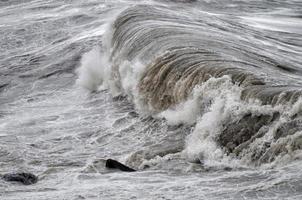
1,0,302,199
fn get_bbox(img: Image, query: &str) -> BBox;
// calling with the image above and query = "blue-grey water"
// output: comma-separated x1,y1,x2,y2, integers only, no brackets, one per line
1,0,302,199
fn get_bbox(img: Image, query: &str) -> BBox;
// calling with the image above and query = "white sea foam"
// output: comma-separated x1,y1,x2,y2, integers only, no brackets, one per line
76,47,109,91
151,75,302,168
118,60,147,99
175,76,243,166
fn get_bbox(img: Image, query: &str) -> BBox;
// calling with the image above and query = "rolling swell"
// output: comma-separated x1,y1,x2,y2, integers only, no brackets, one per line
95,5,302,166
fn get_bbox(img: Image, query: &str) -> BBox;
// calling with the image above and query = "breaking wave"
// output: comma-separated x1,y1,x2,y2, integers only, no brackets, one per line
77,5,302,167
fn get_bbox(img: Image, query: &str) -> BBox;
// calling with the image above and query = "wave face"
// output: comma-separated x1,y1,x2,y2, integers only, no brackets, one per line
82,4,302,166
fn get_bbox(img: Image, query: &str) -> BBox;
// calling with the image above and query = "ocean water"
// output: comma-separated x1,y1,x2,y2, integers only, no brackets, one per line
1,0,302,199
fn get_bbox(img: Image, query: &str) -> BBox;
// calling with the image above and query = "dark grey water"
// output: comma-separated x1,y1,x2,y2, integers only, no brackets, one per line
1,0,302,199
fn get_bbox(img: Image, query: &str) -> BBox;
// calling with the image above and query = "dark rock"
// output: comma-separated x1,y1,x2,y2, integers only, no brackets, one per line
105,159,136,172
2,172,38,185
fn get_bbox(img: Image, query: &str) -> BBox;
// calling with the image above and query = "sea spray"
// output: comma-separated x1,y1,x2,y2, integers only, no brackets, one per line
76,47,108,91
